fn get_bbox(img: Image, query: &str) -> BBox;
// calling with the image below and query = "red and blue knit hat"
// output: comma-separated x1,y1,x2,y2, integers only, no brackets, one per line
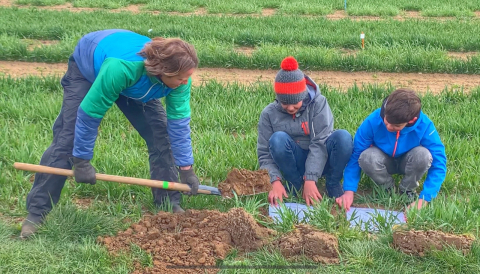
274,56,307,104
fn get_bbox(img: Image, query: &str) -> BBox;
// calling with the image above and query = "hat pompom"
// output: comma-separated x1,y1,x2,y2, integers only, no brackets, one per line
280,56,298,71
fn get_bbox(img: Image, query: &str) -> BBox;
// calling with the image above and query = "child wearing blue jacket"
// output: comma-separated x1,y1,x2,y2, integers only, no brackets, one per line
336,88,447,211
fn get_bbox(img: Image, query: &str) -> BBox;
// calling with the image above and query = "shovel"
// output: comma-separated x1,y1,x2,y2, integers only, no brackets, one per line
13,162,221,196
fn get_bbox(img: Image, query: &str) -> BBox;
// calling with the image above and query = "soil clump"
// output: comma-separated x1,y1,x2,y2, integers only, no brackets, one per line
98,208,276,273
273,224,340,264
218,168,272,198
393,229,475,256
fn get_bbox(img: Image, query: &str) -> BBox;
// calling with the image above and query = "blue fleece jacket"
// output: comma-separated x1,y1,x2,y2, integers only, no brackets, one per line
343,109,447,202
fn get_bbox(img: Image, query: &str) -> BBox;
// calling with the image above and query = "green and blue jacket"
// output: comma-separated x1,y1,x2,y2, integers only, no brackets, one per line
72,29,193,166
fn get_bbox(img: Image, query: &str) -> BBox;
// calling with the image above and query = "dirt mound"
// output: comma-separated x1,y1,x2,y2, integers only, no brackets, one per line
218,168,272,198
98,208,276,273
273,224,339,264
225,207,275,251
393,229,475,256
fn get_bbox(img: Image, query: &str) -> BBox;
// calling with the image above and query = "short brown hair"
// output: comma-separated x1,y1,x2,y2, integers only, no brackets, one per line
138,37,198,77
384,88,421,124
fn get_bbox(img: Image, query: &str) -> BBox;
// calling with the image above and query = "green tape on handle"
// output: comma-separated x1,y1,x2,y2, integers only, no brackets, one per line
162,181,169,189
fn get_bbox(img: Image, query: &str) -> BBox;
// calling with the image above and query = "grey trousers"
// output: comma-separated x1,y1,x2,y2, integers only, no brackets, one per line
26,56,180,222
358,146,432,192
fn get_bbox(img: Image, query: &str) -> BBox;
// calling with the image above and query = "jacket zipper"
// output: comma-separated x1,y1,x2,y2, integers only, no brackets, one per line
392,131,400,157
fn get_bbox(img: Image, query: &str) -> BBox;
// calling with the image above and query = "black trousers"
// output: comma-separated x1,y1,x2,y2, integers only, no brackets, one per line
26,56,180,220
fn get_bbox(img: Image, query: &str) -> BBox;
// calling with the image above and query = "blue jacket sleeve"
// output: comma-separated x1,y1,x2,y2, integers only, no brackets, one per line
167,117,193,166
419,123,447,201
73,107,102,159
343,117,374,192
165,78,193,167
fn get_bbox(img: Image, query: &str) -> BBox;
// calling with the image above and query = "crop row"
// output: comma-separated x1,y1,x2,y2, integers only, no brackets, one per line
11,0,480,17
1,8,480,51
1,34,479,73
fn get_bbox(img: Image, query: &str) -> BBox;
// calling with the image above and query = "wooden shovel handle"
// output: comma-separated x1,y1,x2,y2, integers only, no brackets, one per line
13,162,212,195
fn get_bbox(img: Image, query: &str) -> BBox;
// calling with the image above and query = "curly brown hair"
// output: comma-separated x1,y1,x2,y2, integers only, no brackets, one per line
138,37,198,77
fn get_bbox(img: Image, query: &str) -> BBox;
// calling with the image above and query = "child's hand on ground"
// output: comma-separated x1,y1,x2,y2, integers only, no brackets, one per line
406,198,428,211
268,180,288,206
335,191,354,211
302,180,322,206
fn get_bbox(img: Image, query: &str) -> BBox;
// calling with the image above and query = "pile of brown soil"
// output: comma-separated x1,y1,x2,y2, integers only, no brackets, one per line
218,168,272,198
393,229,475,256
273,224,340,264
98,208,276,273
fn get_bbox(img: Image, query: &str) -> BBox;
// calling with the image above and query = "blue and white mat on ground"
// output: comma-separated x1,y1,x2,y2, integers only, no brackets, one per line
268,203,406,232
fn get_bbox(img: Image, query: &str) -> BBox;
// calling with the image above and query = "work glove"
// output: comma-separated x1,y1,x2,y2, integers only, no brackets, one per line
71,157,96,185
179,167,199,195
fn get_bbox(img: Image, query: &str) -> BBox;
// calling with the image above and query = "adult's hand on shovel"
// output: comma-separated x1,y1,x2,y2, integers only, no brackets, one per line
179,166,199,195
71,157,96,185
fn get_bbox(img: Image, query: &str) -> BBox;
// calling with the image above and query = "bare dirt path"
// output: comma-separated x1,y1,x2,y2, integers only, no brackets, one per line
0,0,478,20
1,61,479,94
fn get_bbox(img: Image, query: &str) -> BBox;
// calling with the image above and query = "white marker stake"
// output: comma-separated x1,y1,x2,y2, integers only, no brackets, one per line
360,32,365,49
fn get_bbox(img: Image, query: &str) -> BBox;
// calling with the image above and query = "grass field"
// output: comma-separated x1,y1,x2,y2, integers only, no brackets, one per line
1,0,480,273
9,0,480,17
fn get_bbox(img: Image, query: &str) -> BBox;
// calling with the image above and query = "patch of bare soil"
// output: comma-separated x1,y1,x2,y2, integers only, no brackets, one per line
262,8,276,16
217,168,272,198
393,229,475,256
325,10,387,21
27,2,97,12
73,198,93,209
194,7,207,15
2,61,480,94
402,11,422,19
98,208,276,273
273,224,339,264
325,10,346,20
0,212,24,225
339,48,359,57
116,4,141,13
447,52,479,60
21,39,59,51
0,0,12,6
0,61,67,77
234,46,256,57
325,10,474,21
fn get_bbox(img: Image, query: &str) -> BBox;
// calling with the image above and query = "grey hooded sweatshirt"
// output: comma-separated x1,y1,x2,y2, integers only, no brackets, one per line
257,76,334,183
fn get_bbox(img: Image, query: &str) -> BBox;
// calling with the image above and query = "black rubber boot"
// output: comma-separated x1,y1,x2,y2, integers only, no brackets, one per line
172,204,185,213
20,213,43,239
153,189,185,213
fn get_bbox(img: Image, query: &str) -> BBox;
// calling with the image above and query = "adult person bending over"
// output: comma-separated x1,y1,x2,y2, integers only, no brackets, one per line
21,29,200,238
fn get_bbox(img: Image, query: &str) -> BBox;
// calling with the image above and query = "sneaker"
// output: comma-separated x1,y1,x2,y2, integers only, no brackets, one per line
20,215,42,239
400,190,417,203
384,186,396,195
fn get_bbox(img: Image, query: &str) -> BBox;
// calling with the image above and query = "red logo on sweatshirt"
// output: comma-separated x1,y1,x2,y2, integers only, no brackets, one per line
301,122,310,135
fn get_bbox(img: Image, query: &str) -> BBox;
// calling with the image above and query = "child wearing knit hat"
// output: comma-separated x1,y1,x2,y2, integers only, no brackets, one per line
257,56,353,206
